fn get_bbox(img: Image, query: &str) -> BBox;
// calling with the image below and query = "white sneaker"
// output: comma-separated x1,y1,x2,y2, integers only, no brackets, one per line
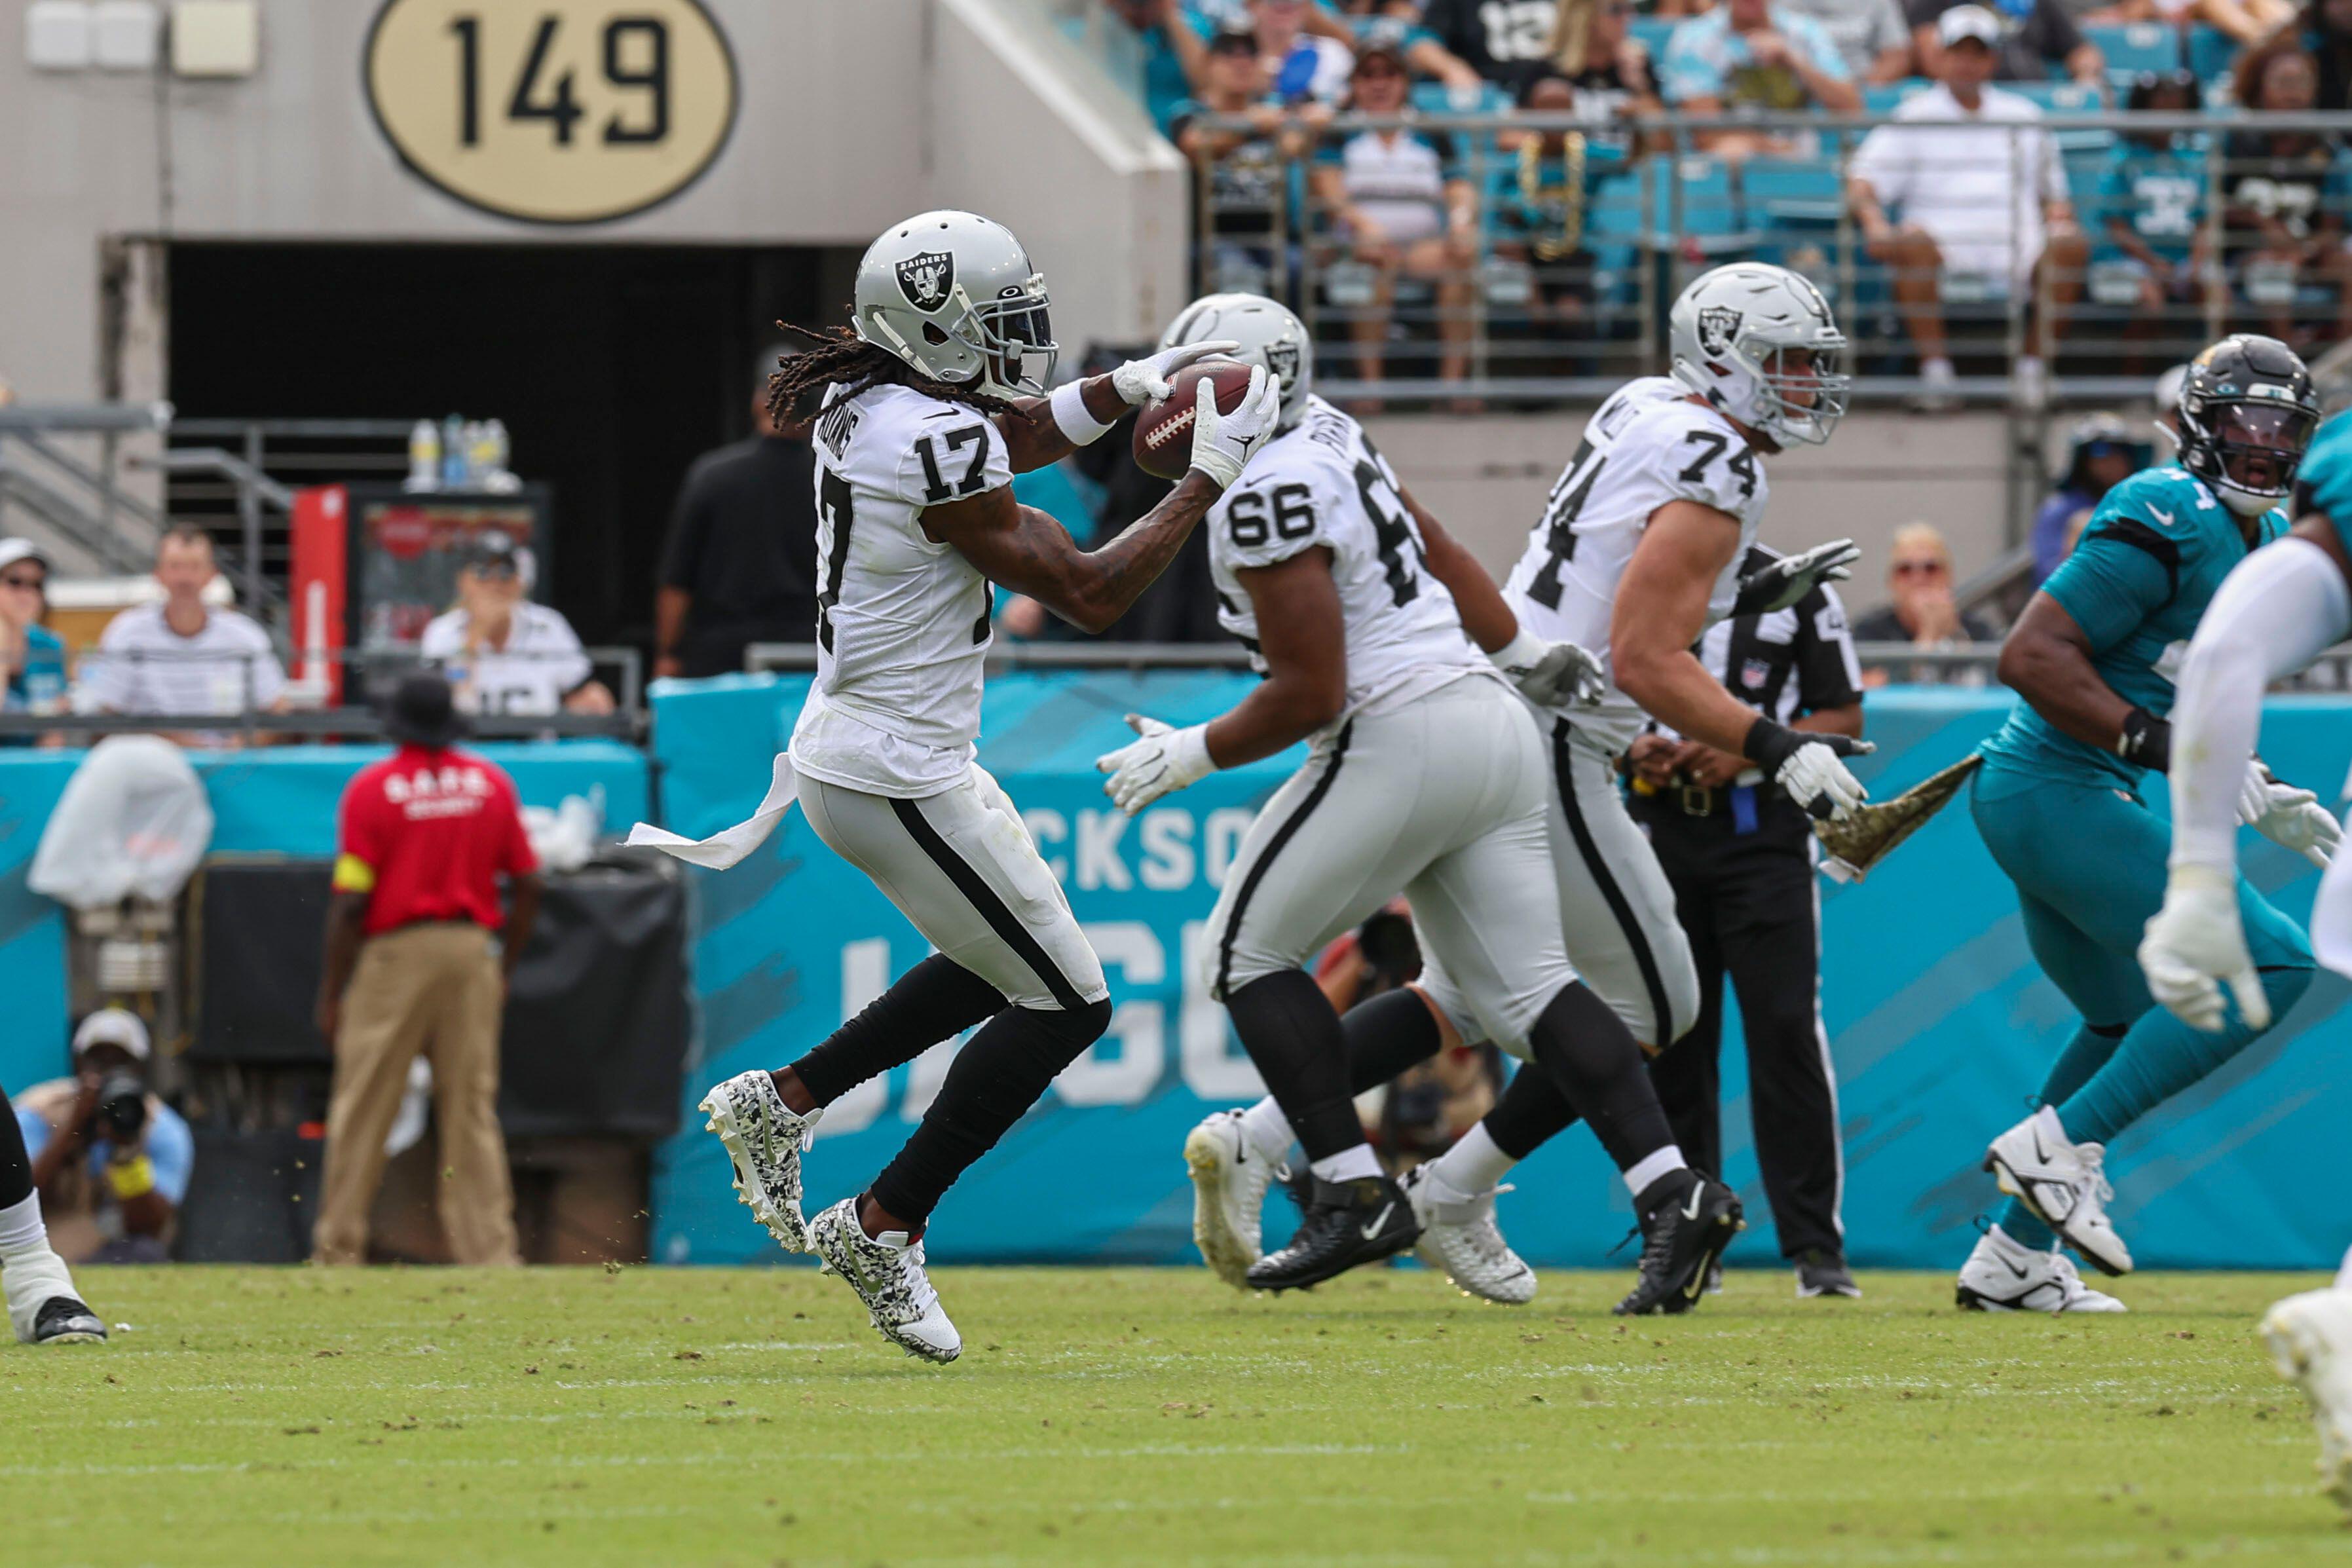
4,1249,105,1345
1404,1167,1535,1305
2012,354,2049,412
1911,356,1960,413
1954,1223,2127,1314
700,1069,822,1253
2260,1287,2352,1515
808,1199,961,1364
1985,1106,2133,1276
1184,1110,1277,1290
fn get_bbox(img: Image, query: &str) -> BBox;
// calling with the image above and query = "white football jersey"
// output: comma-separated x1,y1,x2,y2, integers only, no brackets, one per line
1208,396,1488,732
420,603,592,717
1501,376,1770,751
789,381,1013,797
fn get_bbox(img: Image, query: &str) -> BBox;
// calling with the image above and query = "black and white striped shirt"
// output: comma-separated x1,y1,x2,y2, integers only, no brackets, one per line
1654,546,1864,765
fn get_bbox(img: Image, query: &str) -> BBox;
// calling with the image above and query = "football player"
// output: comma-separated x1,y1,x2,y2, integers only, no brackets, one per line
1,1075,105,1344
1098,291,1742,1313
1954,335,2333,1315
656,210,1282,1363
2142,382,2352,1511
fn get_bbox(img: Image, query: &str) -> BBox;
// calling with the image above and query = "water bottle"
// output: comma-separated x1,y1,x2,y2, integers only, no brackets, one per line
405,419,441,493
441,413,468,490
480,419,519,493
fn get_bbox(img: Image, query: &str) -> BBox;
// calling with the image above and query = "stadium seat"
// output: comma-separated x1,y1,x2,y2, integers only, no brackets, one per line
1863,79,1932,114
1651,156,1749,251
2187,24,2239,88
2085,21,2181,81
1410,80,1513,115
1740,157,1844,231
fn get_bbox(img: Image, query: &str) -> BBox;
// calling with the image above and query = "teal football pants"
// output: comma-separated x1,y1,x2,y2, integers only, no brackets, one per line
1971,764,2313,1248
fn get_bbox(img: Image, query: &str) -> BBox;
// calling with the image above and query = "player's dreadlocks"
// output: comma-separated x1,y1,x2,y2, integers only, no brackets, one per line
765,318,1019,428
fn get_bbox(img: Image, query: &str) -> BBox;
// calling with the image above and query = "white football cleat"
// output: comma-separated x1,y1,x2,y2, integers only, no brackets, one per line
1184,1110,1277,1290
1954,1223,2126,1314
809,1199,961,1364
2260,1287,2352,1516
700,1068,821,1252
1404,1166,1535,1305
1985,1106,2133,1276
5,1249,105,1345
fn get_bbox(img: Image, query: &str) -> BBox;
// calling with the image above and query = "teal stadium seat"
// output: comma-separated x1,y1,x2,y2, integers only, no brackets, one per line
1863,79,1931,114
2085,21,2182,81
1650,156,1748,251
1740,157,1844,230
2187,24,2239,88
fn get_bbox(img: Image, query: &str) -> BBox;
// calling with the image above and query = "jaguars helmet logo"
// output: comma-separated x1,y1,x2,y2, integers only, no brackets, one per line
1696,305,1742,359
895,251,956,312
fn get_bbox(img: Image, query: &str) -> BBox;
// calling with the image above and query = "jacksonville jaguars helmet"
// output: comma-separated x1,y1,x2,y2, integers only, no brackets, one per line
1159,293,1314,431
2176,333,2318,518
1668,263,1850,449
851,211,1056,400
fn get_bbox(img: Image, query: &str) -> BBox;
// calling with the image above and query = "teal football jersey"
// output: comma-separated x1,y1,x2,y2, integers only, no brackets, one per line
2298,407,2352,550
1981,464,2288,788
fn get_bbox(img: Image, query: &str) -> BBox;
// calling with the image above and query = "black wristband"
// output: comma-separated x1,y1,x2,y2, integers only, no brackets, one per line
2117,705,2171,774
1743,716,1802,775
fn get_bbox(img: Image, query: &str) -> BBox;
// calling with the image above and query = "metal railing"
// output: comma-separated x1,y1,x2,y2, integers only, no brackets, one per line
0,402,176,574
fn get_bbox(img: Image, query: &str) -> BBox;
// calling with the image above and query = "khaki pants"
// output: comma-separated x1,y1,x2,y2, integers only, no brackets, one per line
312,922,519,1266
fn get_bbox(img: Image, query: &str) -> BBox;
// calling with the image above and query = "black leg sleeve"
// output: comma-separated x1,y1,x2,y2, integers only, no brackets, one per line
792,954,1007,1108
1723,846,1845,1259
0,1079,30,1209
1341,988,1444,1094
868,997,1113,1227
1649,889,1727,1180
1480,1062,1580,1161
1525,981,1677,1174
1225,970,1360,1162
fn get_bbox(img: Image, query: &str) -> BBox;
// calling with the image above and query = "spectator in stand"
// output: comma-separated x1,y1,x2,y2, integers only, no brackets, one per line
74,527,286,745
1542,0,1667,141
1853,522,1997,685
1326,1,1489,91
1848,6,2086,411
2030,413,2150,583
2308,0,2352,109
1105,0,1216,132
1495,65,1654,340
1241,0,1356,102
2094,72,2216,340
1779,0,1918,80
1660,0,1863,161
1315,39,1482,402
0,541,66,745
2222,41,2352,347
424,534,613,717
1419,0,1565,91
1909,0,2104,83
12,1010,192,1265
312,674,540,1269
1172,26,1317,296
655,353,821,678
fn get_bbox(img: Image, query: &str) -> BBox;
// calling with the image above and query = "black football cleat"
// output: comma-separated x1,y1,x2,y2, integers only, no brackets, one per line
1794,1248,1861,1299
1246,1173,1419,1292
1613,1170,1742,1316
31,1296,107,1345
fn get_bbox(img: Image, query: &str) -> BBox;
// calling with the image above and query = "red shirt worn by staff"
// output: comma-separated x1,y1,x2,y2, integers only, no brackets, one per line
333,743,538,935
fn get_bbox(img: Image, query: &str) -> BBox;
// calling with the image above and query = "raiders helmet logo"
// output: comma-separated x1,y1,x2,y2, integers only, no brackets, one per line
1264,339,1299,385
1696,305,1742,359
895,251,956,312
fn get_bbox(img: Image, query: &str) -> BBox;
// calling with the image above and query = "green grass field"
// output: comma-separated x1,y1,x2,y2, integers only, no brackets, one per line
6,1265,2347,1567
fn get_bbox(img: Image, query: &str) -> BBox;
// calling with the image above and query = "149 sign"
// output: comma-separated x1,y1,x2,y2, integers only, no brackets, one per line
365,0,738,225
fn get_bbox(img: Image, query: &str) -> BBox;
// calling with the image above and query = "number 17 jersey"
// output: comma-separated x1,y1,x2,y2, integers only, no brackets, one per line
1502,376,1770,752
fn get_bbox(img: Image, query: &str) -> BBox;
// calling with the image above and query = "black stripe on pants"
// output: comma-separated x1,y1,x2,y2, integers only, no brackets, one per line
887,795,1089,1013
1554,720,1677,1048
1637,795,1845,1260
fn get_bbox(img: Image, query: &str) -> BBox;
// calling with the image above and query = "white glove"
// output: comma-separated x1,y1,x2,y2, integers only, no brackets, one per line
1111,339,1242,406
2140,863,2266,1031
2236,763,2340,868
1096,713,1217,815
1491,625,1605,707
1732,538,1862,617
1774,736,1873,822
1187,364,1282,489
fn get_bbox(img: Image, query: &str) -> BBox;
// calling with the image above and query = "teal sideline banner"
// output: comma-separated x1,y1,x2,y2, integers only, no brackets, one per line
0,741,648,1091
647,677,2352,1273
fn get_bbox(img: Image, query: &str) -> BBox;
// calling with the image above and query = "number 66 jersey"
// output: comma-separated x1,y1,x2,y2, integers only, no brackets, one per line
1502,375,1771,753
1208,395,1490,728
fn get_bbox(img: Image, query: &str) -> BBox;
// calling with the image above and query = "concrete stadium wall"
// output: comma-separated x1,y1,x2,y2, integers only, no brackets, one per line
0,0,1184,401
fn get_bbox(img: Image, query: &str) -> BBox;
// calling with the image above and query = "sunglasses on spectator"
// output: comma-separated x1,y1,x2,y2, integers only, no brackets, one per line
1892,559,1949,578
0,572,46,591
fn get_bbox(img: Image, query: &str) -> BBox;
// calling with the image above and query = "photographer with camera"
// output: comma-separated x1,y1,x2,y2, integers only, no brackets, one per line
11,1009,192,1264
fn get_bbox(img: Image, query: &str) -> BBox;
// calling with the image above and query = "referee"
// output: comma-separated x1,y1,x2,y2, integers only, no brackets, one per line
1628,544,1864,1299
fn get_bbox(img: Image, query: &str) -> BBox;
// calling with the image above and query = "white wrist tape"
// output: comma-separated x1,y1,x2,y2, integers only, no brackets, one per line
1049,381,1117,447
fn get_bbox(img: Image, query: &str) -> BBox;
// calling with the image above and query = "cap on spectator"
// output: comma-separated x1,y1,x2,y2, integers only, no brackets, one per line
383,671,470,749
73,1007,151,1063
1936,4,2004,47
1353,35,1408,72
464,531,521,573
0,539,50,574
1206,23,1257,55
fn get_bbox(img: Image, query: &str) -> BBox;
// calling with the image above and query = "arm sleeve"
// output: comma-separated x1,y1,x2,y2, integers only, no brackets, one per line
2169,536,2352,874
1795,583,1866,711
2037,518,2181,654
143,1108,194,1205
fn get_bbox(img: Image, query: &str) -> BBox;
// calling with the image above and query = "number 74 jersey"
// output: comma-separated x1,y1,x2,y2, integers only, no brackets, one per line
1502,375,1770,751
1208,395,1491,731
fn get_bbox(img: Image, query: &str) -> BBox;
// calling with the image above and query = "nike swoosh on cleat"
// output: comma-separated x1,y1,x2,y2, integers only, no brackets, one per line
1681,1184,1706,1221
1360,1203,1395,1241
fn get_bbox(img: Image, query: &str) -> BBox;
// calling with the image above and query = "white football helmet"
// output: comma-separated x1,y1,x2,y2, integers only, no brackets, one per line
1668,263,1849,448
851,210,1056,400
1160,293,1314,430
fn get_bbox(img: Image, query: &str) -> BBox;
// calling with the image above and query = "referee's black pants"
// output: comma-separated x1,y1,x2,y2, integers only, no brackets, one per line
1633,786,1846,1261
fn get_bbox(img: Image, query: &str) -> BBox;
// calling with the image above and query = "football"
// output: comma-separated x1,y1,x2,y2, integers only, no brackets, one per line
1130,358,1257,481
